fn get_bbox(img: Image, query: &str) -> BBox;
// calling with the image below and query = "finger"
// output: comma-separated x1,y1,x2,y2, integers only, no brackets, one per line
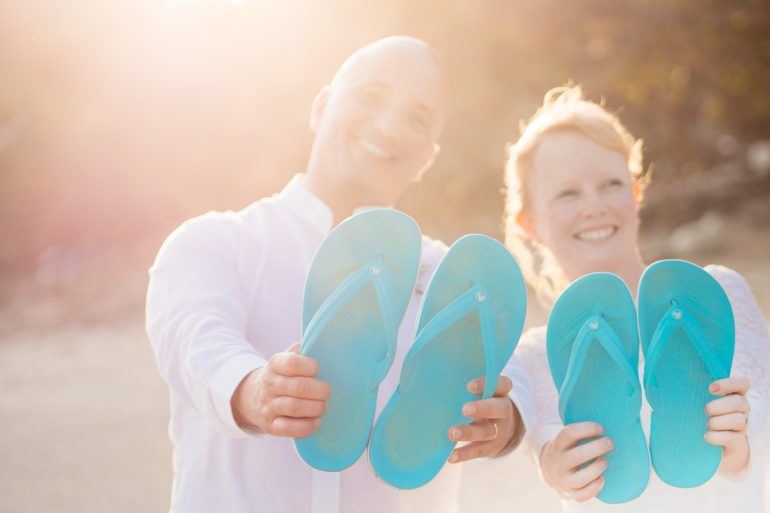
467,375,513,396
565,457,608,490
706,394,750,416
462,397,511,420
269,351,319,377
571,476,605,503
710,376,750,396
708,412,749,432
556,422,604,450
272,376,331,400
448,440,498,464
705,429,747,448
286,342,301,353
270,416,321,438
448,421,498,442
270,396,327,418
564,437,614,469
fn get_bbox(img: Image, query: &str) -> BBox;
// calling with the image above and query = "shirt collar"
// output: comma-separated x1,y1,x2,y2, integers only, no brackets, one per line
279,174,396,233
279,174,334,234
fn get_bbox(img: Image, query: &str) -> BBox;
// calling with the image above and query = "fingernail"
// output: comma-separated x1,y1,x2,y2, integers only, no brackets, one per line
710,383,720,394
314,418,321,427
449,452,458,463
607,439,614,450
463,405,476,416
468,381,479,393
452,428,461,441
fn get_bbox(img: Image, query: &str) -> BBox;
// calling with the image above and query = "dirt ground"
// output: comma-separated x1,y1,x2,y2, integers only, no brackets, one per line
0,216,768,513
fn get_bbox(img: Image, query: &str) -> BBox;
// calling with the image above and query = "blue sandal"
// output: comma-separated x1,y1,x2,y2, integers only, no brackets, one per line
547,273,649,504
368,234,526,488
638,259,734,487
295,209,421,471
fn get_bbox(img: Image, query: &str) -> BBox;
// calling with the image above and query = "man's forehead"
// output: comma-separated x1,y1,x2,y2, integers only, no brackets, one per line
331,37,446,105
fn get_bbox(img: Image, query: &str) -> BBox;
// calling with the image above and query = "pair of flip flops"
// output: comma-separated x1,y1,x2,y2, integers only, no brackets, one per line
295,209,527,489
548,261,734,504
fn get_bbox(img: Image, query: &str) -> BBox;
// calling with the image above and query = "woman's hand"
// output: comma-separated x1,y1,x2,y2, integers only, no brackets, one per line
446,376,524,463
705,376,751,477
540,423,613,502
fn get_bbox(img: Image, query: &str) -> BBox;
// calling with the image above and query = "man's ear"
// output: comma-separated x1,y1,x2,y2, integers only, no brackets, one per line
309,85,331,132
414,143,440,182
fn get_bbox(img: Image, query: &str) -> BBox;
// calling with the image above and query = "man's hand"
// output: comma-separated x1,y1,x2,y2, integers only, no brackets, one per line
446,375,524,463
231,342,331,438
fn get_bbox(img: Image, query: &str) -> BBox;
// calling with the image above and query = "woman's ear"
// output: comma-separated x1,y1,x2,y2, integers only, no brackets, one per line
516,209,540,243
309,85,331,132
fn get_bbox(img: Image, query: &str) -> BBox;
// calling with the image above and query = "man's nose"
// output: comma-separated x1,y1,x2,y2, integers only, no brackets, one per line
371,109,403,142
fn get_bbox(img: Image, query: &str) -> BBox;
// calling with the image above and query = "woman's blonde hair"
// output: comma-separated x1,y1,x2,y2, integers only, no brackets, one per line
504,84,651,306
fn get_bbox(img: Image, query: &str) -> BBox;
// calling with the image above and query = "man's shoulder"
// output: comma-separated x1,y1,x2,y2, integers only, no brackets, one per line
419,235,448,265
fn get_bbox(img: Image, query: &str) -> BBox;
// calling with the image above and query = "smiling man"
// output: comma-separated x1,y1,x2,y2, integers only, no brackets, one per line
146,36,531,513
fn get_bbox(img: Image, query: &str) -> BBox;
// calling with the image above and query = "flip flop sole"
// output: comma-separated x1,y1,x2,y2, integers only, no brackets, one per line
547,273,649,504
295,209,421,471
369,234,526,489
638,260,734,487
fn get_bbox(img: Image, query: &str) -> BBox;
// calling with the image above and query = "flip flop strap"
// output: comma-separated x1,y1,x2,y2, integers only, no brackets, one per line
643,303,728,392
401,284,499,399
558,316,641,422
301,256,398,392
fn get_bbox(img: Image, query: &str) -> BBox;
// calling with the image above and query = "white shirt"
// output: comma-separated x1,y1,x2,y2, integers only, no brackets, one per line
511,266,770,513
146,175,534,513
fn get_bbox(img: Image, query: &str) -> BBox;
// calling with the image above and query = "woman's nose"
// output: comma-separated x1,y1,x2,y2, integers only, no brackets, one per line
579,190,608,218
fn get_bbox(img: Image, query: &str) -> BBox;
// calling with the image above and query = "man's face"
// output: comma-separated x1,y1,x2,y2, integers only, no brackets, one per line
309,42,446,207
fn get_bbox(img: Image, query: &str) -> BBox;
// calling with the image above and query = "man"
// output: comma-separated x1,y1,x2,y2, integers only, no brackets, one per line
146,36,532,513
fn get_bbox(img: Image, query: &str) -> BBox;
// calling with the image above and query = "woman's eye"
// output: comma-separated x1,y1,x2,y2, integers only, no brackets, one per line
556,189,578,200
604,179,624,189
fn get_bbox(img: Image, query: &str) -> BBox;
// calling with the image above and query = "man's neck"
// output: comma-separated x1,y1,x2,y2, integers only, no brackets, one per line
302,172,357,227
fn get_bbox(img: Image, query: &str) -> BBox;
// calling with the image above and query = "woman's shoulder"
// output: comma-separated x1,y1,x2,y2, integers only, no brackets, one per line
516,325,548,362
704,264,752,293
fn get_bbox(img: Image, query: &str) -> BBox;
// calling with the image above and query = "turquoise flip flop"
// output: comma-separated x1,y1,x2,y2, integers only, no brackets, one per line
368,234,527,489
294,209,421,472
638,259,734,488
547,273,649,504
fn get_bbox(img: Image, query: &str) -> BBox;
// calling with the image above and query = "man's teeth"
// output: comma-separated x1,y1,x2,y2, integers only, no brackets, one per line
358,139,392,159
575,226,617,241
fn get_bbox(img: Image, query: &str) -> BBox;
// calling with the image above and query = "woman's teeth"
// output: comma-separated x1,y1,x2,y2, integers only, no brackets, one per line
574,226,617,241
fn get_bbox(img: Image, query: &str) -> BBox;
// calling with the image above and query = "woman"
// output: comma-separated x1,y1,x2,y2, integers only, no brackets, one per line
502,85,769,511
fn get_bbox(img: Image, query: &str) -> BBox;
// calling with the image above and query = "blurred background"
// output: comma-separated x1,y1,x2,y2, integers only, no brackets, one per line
1,0,768,512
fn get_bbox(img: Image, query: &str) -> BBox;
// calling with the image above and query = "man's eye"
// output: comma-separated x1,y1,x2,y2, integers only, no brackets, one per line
358,90,382,105
410,114,428,133
604,179,624,189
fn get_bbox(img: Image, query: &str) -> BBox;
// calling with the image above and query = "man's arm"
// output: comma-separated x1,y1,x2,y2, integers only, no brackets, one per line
146,214,267,437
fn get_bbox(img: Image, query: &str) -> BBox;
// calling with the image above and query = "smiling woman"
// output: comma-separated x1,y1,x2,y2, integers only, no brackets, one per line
504,85,650,305
501,84,770,513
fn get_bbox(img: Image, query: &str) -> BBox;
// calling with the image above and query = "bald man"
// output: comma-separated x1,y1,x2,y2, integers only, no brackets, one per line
146,37,531,513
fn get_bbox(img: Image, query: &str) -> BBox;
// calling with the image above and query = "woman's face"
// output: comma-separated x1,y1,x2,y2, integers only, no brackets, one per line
522,129,641,282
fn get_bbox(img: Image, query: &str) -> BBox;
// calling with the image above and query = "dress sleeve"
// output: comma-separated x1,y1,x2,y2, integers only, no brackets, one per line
706,265,770,477
146,213,267,438
508,327,564,463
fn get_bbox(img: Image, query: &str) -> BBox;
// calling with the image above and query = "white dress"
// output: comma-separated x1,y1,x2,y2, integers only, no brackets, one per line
509,266,770,513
